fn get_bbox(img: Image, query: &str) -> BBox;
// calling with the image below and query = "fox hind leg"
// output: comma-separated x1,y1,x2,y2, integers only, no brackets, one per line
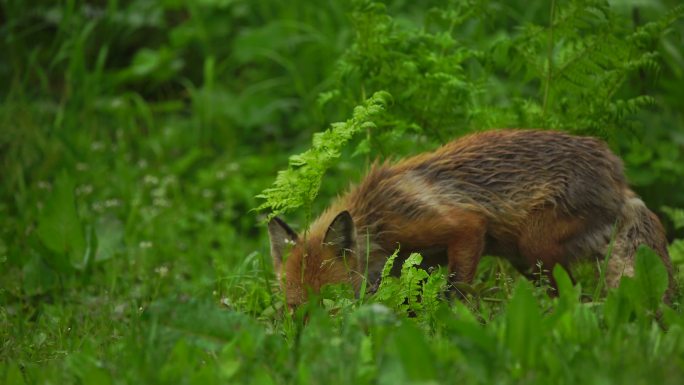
605,195,675,299
446,218,487,297
517,209,587,293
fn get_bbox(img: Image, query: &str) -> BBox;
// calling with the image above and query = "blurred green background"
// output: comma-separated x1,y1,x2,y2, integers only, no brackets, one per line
1,0,684,384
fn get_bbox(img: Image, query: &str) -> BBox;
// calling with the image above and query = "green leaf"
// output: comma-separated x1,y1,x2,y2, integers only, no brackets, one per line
145,298,262,351
546,265,580,329
553,264,579,308
22,251,58,296
661,206,684,230
603,277,637,329
36,172,87,271
504,280,542,369
632,245,668,311
386,321,436,382
94,216,124,262
605,246,669,327
2,362,26,385
669,239,684,269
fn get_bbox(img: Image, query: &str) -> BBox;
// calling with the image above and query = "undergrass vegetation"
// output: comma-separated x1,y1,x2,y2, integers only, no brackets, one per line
2,0,684,384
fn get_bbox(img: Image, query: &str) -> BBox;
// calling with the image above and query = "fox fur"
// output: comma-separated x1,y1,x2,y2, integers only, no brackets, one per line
268,129,675,307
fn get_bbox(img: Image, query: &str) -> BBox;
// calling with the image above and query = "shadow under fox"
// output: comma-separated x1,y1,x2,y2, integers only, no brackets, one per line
268,129,675,307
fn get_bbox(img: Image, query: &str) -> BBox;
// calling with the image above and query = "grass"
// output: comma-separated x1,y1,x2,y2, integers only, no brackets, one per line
2,0,684,384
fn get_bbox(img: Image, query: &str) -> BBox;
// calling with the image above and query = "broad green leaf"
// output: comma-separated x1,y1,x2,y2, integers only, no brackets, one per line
633,245,668,311
159,340,192,382
553,264,579,312
36,172,87,271
604,277,637,329
144,299,262,350
505,280,542,369
79,362,112,385
446,301,498,358
388,321,436,382
669,239,684,274
94,216,124,262
22,251,58,296
661,206,684,230
250,371,276,385
546,265,579,330
553,265,577,302
2,362,26,385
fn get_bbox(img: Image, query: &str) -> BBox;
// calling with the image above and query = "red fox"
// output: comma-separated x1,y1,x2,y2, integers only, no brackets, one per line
268,129,675,307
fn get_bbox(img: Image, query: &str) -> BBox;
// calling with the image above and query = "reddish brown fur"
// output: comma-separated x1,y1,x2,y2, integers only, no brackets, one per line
268,129,675,306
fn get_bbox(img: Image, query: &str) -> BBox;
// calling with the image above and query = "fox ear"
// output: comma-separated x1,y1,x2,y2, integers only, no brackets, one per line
323,211,355,257
268,217,298,267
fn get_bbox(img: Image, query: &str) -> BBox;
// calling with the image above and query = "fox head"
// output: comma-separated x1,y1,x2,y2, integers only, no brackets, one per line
267,211,361,309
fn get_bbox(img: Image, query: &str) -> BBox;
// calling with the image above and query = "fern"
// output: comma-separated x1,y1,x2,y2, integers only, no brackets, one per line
323,0,682,155
372,249,403,311
328,0,482,148
373,252,446,319
257,91,391,218
662,206,684,230
486,0,684,137
399,253,430,312
418,267,448,318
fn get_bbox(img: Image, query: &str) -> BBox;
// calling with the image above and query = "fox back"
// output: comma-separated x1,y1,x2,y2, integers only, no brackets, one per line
268,129,674,307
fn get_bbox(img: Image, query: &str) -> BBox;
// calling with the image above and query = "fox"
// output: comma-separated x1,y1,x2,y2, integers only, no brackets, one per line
267,129,675,308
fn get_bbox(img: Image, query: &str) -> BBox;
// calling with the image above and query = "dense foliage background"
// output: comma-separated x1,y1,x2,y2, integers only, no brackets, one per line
1,0,684,384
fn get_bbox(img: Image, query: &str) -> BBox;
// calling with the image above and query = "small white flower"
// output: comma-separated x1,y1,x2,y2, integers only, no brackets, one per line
153,198,170,207
143,175,159,185
104,199,120,208
92,202,104,212
154,265,169,277
114,304,126,316
76,184,93,196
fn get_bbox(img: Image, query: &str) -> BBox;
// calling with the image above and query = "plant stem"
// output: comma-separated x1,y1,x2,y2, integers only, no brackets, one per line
542,0,556,118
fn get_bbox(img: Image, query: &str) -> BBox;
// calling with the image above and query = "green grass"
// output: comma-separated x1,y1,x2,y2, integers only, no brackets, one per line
2,0,684,384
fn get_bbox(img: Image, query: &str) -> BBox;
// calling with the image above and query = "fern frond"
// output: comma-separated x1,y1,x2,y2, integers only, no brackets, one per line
257,91,391,218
